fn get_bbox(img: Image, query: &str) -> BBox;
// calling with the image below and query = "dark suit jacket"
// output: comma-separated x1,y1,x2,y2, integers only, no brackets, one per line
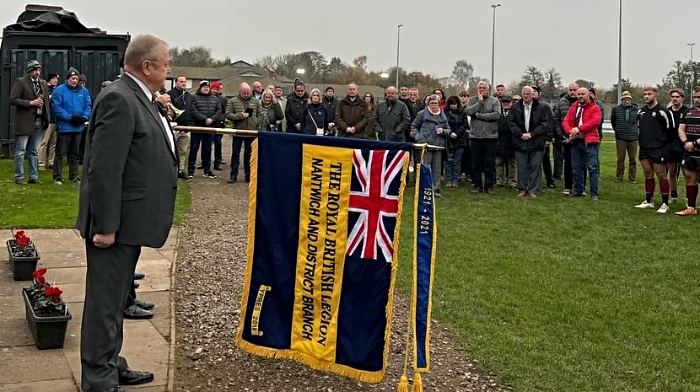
76,74,178,248
10,74,50,135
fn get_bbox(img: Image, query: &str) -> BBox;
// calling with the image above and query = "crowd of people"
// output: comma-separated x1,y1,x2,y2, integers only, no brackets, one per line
11,59,700,214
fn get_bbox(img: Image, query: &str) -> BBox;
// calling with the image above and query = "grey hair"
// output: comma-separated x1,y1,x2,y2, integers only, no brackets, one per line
522,86,534,94
427,94,441,103
124,35,167,70
478,81,490,89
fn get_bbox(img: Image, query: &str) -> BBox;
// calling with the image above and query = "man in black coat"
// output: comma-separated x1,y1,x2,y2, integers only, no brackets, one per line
496,96,516,188
508,86,551,197
76,34,178,392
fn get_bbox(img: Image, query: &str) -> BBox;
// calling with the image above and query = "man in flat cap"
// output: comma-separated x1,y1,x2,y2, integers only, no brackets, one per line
10,60,51,184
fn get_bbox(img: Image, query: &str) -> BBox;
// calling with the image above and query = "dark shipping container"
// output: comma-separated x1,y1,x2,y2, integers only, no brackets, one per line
0,5,130,157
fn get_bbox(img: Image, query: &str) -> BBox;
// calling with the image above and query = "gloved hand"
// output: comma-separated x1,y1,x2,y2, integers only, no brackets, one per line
70,115,83,126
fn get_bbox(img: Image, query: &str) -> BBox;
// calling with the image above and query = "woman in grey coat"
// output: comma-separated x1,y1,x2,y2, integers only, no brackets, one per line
410,94,451,197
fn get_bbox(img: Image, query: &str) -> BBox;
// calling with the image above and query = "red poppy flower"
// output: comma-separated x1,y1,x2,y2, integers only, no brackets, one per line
33,268,47,278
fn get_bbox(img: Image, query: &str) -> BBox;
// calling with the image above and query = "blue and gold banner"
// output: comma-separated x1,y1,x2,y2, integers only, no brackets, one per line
412,161,437,373
237,132,412,383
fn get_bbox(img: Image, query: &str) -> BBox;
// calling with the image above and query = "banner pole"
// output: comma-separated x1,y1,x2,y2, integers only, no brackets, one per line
172,126,444,150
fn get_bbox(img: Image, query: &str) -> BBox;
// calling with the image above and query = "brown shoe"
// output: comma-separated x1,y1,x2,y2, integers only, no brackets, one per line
471,186,482,194
486,188,496,195
15,178,26,185
530,193,538,198
517,191,526,197
675,207,697,216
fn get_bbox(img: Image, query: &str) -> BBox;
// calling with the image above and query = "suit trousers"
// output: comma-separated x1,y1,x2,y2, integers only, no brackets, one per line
515,150,544,194
81,240,141,392
53,132,81,181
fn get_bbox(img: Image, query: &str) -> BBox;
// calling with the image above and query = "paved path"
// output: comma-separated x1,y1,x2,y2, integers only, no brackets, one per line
0,228,179,392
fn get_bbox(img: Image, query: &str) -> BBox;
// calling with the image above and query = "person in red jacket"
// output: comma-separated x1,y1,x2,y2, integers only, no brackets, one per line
562,87,602,199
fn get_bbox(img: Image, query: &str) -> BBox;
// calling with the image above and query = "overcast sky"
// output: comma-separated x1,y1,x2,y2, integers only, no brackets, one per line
1,1,698,88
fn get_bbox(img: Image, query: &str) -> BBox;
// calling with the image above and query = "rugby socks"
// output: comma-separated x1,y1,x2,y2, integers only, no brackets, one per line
660,179,670,205
671,189,679,198
687,184,698,208
645,178,655,203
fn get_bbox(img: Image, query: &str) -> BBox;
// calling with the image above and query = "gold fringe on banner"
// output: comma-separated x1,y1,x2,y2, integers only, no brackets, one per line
412,373,423,392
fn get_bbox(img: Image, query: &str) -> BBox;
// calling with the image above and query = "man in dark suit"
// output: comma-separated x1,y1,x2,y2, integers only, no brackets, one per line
10,60,51,184
76,34,177,392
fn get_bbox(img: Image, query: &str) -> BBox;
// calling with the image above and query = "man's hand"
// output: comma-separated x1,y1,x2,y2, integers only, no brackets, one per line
205,118,213,126
242,111,249,118
155,94,170,106
92,232,115,248
521,133,532,141
685,141,695,152
478,92,484,101
436,127,444,135
348,127,356,134
450,132,457,139
30,98,43,107
295,123,301,131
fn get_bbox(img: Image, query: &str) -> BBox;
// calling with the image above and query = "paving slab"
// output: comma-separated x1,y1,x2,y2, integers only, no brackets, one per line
27,229,83,252
0,312,33,347
0,227,179,392
0,379,78,392
43,266,86,286
37,251,86,269
0,345,73,384
137,291,172,341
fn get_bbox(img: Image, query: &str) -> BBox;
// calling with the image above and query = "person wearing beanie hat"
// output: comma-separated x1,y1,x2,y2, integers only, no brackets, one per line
188,78,222,178
9,59,51,184
50,67,92,185
610,91,639,183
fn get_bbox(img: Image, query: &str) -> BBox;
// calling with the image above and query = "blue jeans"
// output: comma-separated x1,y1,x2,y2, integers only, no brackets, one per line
445,148,464,183
14,119,43,180
571,142,599,196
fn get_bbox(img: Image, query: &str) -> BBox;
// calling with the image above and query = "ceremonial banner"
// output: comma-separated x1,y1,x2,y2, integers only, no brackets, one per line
237,132,412,383
412,161,437,373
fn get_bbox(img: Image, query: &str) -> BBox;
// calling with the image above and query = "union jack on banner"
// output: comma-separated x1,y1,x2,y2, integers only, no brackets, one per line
346,149,408,262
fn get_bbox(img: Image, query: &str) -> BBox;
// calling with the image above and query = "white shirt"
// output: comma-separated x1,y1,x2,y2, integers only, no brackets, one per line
524,103,531,132
124,72,175,154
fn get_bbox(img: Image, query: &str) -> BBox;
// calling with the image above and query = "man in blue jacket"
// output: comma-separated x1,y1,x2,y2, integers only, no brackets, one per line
51,67,92,185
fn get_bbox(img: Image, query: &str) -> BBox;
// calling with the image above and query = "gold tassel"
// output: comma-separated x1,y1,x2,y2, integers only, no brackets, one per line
412,373,423,392
397,375,410,392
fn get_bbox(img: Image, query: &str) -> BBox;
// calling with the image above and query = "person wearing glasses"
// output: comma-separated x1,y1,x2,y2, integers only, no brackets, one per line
666,88,689,202
610,91,640,184
285,81,308,133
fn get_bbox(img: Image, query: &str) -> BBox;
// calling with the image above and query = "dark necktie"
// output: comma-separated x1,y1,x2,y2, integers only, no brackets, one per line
33,80,41,97
575,105,583,126
152,97,167,118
